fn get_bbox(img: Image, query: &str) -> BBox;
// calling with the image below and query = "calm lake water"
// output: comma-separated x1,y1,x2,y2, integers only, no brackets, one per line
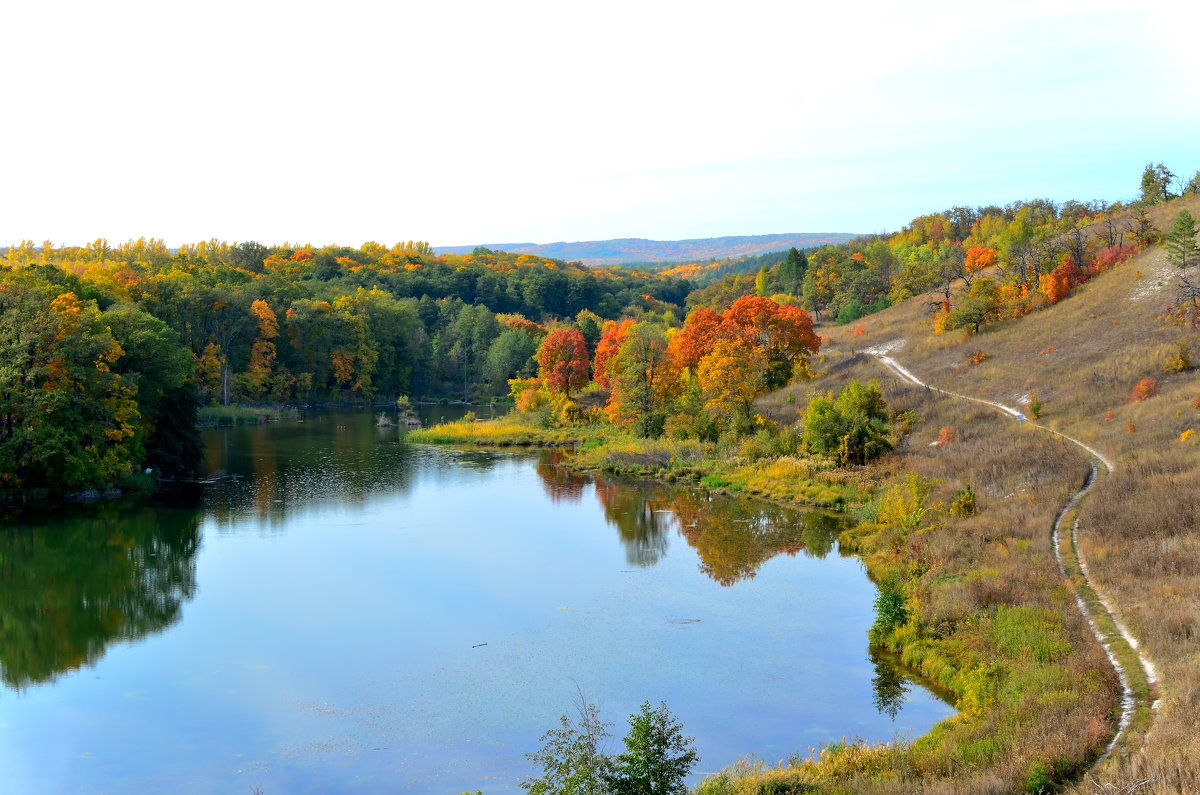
0,409,953,793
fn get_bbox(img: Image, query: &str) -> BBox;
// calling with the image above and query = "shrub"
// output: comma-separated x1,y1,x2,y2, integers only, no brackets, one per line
949,484,978,518
1163,341,1192,372
802,380,892,465
1026,392,1042,420
967,349,988,365
1183,429,1195,443
1131,376,1159,402
1104,408,1114,422
1193,394,1200,410
870,577,908,643
1127,419,1137,434
937,426,957,446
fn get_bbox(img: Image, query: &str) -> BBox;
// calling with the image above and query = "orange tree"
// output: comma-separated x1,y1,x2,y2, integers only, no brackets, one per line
718,296,819,387
593,318,633,390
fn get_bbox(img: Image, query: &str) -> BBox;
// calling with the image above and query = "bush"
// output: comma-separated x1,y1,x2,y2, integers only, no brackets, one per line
949,484,978,518
870,577,909,643
1163,341,1192,372
802,380,893,466
1026,392,1042,420
1131,376,1159,402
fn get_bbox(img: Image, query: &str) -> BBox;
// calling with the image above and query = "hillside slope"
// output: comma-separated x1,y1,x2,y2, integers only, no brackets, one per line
434,232,857,266
801,195,1200,792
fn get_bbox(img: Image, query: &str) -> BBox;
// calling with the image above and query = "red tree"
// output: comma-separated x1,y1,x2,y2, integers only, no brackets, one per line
667,307,724,371
538,328,590,396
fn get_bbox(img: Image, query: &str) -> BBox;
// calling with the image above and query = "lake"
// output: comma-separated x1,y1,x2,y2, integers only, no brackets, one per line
0,409,953,793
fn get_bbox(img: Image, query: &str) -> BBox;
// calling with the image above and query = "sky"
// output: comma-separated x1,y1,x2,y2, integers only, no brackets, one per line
2,0,1198,250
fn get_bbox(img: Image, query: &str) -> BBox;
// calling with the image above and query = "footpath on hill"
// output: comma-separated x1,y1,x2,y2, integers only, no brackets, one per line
866,341,1159,768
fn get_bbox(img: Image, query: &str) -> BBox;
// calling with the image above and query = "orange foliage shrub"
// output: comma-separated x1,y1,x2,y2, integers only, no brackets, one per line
1127,420,1137,434
1131,377,1159,402
852,325,866,337
1038,347,1056,356
967,350,988,365
1039,265,1073,304
1105,408,1114,422
937,426,957,445
1192,394,1200,410
932,301,953,334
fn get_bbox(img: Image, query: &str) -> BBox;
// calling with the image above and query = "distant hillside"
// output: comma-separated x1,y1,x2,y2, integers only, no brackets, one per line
434,232,858,266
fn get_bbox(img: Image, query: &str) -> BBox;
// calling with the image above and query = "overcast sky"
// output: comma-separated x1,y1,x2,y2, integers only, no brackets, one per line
2,0,1197,249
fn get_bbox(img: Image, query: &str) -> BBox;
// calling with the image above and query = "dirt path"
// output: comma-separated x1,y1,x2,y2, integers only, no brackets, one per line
866,345,1157,764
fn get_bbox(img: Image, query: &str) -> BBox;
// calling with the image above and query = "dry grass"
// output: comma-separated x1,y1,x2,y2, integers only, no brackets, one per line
806,195,1200,793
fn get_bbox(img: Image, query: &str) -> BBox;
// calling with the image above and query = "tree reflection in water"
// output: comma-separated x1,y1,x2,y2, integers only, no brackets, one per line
536,453,589,505
869,647,912,720
0,497,202,690
534,456,845,585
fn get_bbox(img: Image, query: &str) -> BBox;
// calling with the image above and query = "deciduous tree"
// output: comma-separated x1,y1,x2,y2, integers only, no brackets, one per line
538,327,589,397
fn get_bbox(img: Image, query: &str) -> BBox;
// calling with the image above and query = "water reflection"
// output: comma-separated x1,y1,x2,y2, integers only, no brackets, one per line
594,479,673,567
870,647,913,720
536,453,588,505
0,499,202,690
533,458,846,586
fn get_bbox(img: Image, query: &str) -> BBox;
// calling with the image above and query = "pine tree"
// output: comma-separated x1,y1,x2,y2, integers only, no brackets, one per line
1165,209,1199,270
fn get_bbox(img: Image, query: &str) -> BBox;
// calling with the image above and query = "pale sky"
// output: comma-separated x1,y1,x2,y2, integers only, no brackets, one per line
2,0,1197,250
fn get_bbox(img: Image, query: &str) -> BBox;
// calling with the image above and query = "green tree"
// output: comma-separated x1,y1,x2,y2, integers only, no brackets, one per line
946,277,1001,334
606,323,678,438
754,265,769,297
523,701,613,795
1164,209,1199,270
0,275,140,490
485,328,539,394
606,701,698,795
777,247,807,295
1140,162,1176,204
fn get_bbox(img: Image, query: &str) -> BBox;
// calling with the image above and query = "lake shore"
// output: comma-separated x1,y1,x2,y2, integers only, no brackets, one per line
410,363,1122,794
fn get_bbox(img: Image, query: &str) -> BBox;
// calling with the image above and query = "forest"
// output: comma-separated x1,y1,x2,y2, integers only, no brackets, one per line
3,161,1197,494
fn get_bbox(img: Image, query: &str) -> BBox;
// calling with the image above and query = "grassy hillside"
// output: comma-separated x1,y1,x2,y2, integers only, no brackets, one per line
770,194,1200,793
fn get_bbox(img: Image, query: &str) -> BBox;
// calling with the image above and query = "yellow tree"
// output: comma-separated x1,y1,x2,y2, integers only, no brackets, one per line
696,337,766,421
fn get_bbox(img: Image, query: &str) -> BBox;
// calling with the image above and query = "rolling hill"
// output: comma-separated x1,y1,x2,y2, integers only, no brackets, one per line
434,232,858,266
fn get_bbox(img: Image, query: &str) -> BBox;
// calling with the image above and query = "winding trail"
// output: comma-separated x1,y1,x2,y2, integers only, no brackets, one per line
865,345,1157,765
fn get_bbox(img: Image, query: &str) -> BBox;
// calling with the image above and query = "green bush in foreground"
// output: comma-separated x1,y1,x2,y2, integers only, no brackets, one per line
523,700,698,795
